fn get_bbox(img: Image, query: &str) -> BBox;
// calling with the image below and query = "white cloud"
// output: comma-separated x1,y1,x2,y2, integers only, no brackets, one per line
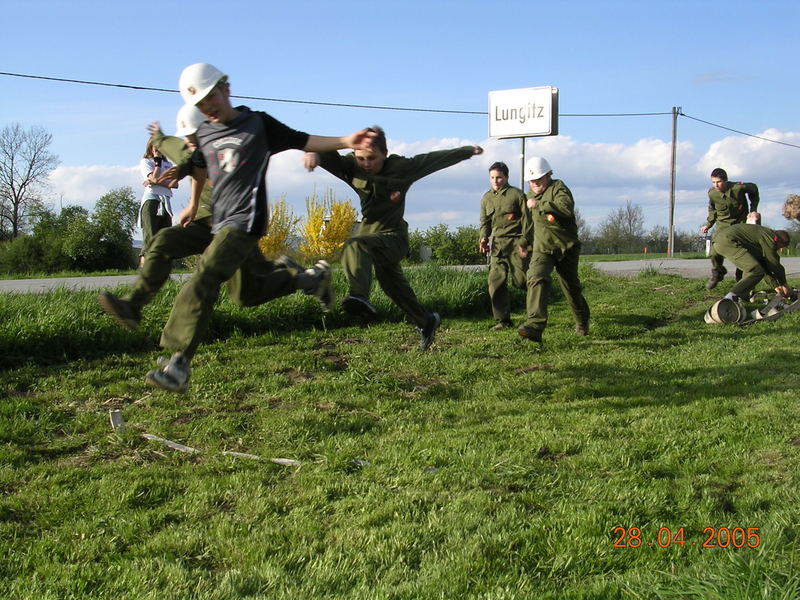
48,164,142,211
47,162,194,232
45,129,800,239
697,129,800,183
47,163,192,239
523,136,699,187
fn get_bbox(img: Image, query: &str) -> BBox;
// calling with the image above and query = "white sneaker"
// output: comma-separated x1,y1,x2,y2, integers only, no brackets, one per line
145,352,191,393
305,260,334,312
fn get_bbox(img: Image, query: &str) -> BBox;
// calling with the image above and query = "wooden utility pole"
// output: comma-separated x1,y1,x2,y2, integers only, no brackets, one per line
667,107,680,256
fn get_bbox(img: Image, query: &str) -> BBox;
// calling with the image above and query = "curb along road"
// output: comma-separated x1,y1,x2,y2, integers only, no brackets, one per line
2,258,800,293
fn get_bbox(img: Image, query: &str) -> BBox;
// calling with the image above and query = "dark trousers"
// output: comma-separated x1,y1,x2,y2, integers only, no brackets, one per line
488,242,529,323
342,232,428,327
524,246,589,332
159,226,295,358
140,198,173,253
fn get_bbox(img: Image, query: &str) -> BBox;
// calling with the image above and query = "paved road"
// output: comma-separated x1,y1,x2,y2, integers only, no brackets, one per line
590,257,800,279
3,258,800,293
0,274,189,294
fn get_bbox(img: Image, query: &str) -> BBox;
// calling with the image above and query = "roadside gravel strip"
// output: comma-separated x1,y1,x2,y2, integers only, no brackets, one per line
2,258,800,293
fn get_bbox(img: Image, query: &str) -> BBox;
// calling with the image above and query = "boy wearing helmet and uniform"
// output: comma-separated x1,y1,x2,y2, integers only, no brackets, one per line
304,126,483,350
99,106,329,331
518,157,589,344
142,63,375,392
479,161,531,329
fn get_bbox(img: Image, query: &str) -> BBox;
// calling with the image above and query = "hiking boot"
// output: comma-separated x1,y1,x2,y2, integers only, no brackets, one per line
98,291,141,330
145,352,191,393
491,320,513,330
417,312,441,350
518,325,542,343
705,273,722,290
342,295,377,320
575,320,589,336
304,260,334,312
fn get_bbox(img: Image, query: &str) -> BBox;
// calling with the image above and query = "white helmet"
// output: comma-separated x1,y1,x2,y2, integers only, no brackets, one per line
174,104,206,136
179,62,227,105
524,157,553,180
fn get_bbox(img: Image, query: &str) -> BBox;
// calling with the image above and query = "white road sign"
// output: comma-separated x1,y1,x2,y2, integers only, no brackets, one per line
488,86,559,138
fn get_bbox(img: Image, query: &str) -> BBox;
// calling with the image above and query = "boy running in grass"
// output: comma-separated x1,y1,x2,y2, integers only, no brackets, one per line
99,105,330,331
517,156,589,344
141,62,375,393
304,127,483,349
479,161,532,330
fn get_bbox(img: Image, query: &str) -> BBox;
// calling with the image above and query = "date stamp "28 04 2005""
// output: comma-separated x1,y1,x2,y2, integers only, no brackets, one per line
613,526,762,549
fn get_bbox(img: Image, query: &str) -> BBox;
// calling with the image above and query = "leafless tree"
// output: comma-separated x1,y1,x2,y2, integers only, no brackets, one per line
596,200,645,253
618,199,645,241
0,123,60,238
574,206,591,241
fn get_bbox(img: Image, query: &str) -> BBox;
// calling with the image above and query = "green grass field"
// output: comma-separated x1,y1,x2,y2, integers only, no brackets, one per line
1,265,799,599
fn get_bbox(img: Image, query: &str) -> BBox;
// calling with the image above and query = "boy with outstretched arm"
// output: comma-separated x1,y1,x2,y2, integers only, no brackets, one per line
143,62,375,392
305,126,482,349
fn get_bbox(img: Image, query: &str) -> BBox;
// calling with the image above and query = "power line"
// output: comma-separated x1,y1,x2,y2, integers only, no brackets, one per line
1,70,669,118
680,111,800,150
1,71,175,93
562,112,671,117
8,69,796,150
234,93,483,114
0,71,482,115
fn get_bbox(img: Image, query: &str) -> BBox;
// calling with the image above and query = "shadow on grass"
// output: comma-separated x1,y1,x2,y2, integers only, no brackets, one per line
562,340,799,412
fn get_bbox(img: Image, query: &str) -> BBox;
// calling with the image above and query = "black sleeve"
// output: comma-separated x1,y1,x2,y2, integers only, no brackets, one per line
259,112,310,154
173,148,206,179
190,148,206,169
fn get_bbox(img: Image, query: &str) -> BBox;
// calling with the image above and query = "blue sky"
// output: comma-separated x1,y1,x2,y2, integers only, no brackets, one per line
2,0,800,237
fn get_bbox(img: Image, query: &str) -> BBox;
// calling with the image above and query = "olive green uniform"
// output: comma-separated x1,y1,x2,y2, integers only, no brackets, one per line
158,108,308,358
125,133,297,317
711,223,786,298
705,181,759,278
523,179,589,334
479,184,531,324
317,146,476,328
